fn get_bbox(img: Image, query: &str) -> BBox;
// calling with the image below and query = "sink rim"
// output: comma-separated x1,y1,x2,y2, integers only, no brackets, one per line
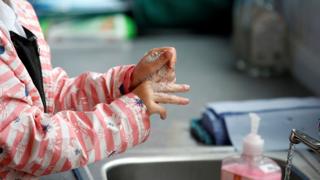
101,154,225,180
101,153,293,180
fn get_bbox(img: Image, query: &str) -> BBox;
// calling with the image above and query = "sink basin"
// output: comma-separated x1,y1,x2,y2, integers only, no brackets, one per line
102,155,308,180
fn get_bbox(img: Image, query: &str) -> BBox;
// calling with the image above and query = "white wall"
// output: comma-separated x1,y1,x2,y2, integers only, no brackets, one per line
277,0,320,95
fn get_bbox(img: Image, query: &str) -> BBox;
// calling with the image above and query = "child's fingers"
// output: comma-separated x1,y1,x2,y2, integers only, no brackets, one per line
153,83,190,93
161,69,176,83
148,101,167,120
146,47,174,58
167,48,176,69
140,51,171,82
154,93,190,105
140,91,167,120
139,47,176,83
148,51,172,73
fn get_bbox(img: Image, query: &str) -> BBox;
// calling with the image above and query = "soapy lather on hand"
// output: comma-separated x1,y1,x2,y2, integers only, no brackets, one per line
145,47,189,98
131,47,190,119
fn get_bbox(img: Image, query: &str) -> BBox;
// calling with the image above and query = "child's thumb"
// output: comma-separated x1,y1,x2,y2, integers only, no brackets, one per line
149,102,167,120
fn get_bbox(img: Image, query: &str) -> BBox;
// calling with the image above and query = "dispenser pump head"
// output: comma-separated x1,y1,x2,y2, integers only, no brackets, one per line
243,113,264,156
250,113,260,134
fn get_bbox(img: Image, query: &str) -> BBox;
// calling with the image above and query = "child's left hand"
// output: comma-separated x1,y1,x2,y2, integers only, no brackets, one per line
131,47,176,90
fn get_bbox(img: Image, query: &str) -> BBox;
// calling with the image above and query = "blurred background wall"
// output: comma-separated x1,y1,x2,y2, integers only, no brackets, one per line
276,0,320,95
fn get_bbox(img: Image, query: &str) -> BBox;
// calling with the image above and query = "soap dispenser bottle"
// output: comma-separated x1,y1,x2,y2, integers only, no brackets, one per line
221,113,282,180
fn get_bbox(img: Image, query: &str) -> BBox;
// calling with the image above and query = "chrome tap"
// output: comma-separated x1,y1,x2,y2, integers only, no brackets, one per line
289,129,320,154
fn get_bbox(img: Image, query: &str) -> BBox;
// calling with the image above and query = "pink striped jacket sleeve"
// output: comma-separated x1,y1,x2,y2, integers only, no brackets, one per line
0,0,151,179
52,65,136,112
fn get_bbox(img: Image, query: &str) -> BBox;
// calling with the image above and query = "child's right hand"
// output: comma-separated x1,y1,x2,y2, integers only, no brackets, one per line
132,80,189,120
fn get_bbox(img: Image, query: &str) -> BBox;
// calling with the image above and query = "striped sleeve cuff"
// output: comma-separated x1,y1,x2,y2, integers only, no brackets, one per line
119,66,135,95
109,93,150,149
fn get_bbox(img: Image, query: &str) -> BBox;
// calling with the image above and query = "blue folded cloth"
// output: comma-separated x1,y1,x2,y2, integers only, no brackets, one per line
201,110,231,145
190,119,215,145
200,97,320,151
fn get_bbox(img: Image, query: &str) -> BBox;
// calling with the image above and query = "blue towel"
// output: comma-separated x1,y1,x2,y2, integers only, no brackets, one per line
201,97,320,151
201,110,231,145
190,119,215,145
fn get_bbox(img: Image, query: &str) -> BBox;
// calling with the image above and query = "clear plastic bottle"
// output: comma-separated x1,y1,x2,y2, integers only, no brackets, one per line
233,0,288,77
221,113,282,180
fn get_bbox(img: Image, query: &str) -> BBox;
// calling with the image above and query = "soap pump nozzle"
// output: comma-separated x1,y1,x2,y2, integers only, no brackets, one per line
243,113,264,156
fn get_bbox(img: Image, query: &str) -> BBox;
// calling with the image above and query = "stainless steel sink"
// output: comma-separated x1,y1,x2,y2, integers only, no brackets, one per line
101,154,308,180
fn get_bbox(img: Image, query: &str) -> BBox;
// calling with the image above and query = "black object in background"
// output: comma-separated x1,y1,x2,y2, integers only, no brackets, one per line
132,0,234,34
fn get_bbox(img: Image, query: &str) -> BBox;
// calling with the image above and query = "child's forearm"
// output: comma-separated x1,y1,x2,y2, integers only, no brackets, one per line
51,65,135,111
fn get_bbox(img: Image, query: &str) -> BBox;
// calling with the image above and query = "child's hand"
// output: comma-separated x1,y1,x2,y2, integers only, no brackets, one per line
152,80,190,106
131,47,176,90
132,81,189,120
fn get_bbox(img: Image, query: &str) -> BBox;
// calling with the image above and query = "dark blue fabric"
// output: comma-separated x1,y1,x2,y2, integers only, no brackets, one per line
190,119,214,145
201,109,231,145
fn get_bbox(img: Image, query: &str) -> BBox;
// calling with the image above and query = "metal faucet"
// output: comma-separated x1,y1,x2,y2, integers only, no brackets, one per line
289,129,320,154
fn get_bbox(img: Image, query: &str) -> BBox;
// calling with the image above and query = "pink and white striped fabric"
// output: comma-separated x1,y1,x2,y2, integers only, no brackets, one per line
0,0,150,179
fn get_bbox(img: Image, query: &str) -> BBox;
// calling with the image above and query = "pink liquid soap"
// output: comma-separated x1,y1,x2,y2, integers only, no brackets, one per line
221,162,281,180
220,113,282,180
